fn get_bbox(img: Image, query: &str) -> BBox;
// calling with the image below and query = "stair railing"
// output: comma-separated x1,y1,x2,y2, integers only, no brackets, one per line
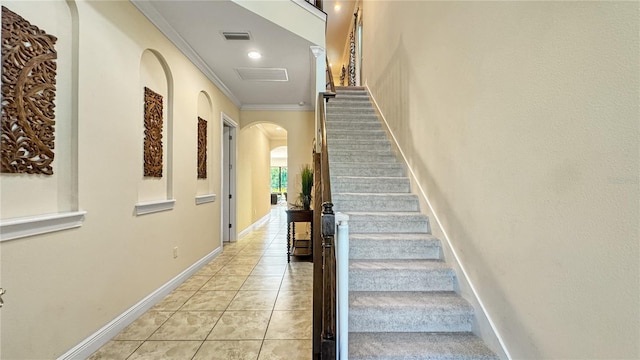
313,61,349,358
326,57,336,94
305,0,323,11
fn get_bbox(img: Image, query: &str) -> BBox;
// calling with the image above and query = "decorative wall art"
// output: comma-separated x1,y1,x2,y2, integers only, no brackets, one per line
197,117,207,179
1,6,58,175
143,86,163,177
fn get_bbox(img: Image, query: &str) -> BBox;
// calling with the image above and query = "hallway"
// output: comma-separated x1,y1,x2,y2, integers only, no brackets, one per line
88,205,313,360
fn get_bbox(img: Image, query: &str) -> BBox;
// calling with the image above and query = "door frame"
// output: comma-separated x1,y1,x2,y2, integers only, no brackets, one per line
221,112,237,243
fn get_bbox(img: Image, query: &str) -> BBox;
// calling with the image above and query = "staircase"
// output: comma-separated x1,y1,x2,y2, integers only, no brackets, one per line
325,87,498,360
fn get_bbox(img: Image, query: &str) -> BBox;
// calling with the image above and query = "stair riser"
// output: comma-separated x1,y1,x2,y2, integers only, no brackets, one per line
328,141,391,150
331,167,405,177
327,115,380,123
327,132,387,141
349,219,430,234
332,179,411,193
349,239,441,260
331,99,370,105
326,122,382,131
329,149,391,157
332,196,419,212
327,108,376,116
349,310,473,333
349,271,455,291
329,154,398,163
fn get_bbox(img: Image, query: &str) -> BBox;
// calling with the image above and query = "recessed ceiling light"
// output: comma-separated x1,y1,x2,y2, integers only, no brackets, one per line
248,51,262,59
329,63,333,67
334,3,341,11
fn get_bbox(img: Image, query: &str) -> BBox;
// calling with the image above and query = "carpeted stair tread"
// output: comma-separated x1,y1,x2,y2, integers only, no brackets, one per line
348,233,441,259
349,332,499,360
346,212,430,233
349,259,454,291
332,177,411,194
332,193,420,212
350,259,451,272
349,292,474,332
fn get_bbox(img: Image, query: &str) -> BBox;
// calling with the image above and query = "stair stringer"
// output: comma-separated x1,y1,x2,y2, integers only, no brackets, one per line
365,84,512,360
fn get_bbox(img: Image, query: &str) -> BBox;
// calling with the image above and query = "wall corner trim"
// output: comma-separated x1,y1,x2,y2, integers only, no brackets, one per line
134,199,176,216
0,211,87,242
57,246,222,360
195,194,216,205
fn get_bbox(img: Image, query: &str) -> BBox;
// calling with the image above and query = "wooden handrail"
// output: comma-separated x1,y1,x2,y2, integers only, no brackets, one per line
313,89,338,359
326,58,336,95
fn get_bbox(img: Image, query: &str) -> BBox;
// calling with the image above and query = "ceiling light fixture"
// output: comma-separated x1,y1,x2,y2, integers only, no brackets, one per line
248,51,262,59
334,3,341,11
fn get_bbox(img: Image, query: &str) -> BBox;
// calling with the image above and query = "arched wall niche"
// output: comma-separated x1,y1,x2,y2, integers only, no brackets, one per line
0,0,79,223
137,49,174,204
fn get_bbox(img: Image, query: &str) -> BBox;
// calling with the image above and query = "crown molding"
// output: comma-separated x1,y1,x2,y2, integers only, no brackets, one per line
131,1,242,108
241,104,314,111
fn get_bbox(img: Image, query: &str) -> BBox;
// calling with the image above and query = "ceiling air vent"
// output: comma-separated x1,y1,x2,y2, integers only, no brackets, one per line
235,68,289,82
222,31,251,41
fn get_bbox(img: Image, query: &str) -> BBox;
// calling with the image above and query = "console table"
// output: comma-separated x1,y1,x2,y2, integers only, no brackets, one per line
285,209,313,263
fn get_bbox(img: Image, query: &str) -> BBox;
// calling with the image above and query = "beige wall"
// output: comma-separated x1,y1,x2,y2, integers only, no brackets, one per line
237,125,271,231
363,1,639,359
0,1,239,358
240,110,315,215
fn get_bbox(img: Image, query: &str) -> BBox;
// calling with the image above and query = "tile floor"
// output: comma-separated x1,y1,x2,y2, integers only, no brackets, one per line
89,205,313,360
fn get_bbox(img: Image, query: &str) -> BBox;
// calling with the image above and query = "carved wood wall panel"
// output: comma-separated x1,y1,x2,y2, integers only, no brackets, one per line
143,87,163,177
197,117,207,179
1,6,58,175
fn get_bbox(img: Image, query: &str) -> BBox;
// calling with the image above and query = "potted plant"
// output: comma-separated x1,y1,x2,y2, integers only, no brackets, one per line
299,164,313,210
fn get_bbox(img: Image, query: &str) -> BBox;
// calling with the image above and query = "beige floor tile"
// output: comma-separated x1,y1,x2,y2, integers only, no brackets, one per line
251,265,286,276
152,290,196,311
127,340,201,360
176,275,211,291
274,291,312,310
240,275,282,290
87,340,142,360
258,340,312,360
207,311,271,340
257,257,288,265
217,264,256,276
201,275,248,291
148,310,223,340
265,311,311,340
237,249,266,256
230,256,262,265
181,290,237,310
280,279,313,291
228,290,278,310
193,340,261,360
114,311,172,340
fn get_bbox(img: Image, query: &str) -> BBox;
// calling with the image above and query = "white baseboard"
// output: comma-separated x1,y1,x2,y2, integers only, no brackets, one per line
366,84,511,360
57,246,222,360
237,212,270,239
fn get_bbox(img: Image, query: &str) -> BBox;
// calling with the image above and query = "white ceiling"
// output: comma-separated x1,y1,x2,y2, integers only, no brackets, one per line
324,0,358,71
132,0,355,112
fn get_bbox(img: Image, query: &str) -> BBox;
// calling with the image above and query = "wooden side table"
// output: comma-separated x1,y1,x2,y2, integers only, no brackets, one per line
285,209,313,263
